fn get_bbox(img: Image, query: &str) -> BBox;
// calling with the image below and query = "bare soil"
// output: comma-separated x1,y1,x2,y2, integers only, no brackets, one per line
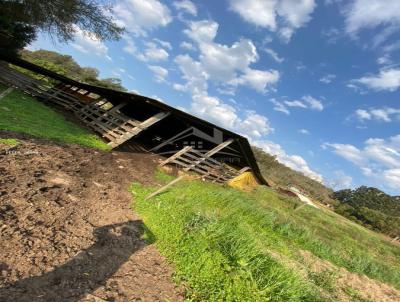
300,250,400,302
0,131,184,302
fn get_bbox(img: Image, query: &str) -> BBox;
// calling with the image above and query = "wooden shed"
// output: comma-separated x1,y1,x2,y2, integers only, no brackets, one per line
0,55,269,186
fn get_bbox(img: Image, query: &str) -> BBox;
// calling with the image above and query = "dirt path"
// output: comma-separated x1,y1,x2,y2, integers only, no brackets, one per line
0,131,184,302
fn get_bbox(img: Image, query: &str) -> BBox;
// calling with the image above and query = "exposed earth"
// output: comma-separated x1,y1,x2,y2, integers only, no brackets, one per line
0,131,184,302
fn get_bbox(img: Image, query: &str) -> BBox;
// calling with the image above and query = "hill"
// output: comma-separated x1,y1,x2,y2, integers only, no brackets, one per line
333,187,400,237
253,147,400,238
252,146,336,206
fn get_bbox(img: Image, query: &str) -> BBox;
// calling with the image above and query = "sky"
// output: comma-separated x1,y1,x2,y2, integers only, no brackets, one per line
28,0,400,195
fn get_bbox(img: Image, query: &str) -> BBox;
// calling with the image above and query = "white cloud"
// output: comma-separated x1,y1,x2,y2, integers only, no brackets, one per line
180,41,195,50
237,111,274,138
271,95,324,115
321,27,341,44
184,20,218,44
355,109,371,120
114,0,172,36
229,0,277,30
230,68,280,93
352,68,400,92
284,100,307,108
277,0,316,42
173,0,197,16
263,48,284,63
319,74,336,84
324,134,400,190
303,95,324,111
181,20,280,93
355,107,400,122
270,98,290,115
298,129,310,135
323,142,365,166
174,54,208,94
328,170,353,190
344,0,400,35
71,27,111,60
191,93,238,129
153,38,172,50
141,42,169,61
229,0,316,42
377,54,391,65
148,65,168,83
254,140,323,182
123,37,169,62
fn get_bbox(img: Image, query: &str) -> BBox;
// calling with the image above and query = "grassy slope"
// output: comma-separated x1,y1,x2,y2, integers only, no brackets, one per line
0,85,110,150
132,172,400,301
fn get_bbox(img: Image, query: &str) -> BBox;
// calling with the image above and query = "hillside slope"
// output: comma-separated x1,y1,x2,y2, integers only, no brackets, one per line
134,175,400,301
252,147,336,205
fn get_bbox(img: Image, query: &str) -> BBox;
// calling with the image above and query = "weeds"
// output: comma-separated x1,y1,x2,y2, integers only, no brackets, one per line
132,173,400,300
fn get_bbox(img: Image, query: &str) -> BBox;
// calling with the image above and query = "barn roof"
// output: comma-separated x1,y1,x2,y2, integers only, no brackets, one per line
1,55,269,186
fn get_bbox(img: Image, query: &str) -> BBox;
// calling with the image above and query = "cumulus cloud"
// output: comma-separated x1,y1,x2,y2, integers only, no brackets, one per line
319,74,336,84
355,108,400,122
270,98,290,115
263,48,284,63
284,100,307,108
237,111,274,138
254,140,323,182
303,95,324,111
191,93,238,129
180,41,195,50
229,0,316,42
328,170,353,190
181,20,279,93
123,37,169,62
273,95,324,114
324,134,400,190
298,129,310,135
173,0,197,16
377,54,392,65
344,0,400,35
148,65,168,83
114,0,172,36
71,27,111,60
352,68,400,92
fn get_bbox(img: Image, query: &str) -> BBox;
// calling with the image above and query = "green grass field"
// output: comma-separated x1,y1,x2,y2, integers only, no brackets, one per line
0,85,110,150
132,172,400,301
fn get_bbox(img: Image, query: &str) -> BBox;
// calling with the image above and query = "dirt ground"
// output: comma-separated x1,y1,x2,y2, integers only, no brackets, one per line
0,130,184,302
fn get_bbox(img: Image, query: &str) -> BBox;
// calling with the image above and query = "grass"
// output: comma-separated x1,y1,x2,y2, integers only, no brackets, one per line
0,85,110,150
132,173,400,301
0,138,21,147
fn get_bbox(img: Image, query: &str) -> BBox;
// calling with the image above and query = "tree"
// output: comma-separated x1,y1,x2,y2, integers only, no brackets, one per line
0,0,123,55
19,49,127,91
0,15,36,56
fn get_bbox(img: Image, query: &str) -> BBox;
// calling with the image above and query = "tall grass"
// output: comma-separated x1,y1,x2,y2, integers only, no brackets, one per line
0,87,110,150
132,175,400,301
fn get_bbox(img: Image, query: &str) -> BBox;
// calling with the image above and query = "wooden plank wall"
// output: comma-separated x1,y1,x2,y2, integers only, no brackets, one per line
0,64,168,149
160,145,245,183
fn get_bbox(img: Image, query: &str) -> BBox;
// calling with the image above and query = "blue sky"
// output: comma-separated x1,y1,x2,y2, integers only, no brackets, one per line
28,0,400,194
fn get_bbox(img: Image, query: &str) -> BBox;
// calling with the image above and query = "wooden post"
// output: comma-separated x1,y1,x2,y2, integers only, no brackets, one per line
160,146,192,166
145,176,184,200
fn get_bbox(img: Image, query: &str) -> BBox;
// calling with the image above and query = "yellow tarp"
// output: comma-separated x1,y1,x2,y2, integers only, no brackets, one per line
228,171,259,191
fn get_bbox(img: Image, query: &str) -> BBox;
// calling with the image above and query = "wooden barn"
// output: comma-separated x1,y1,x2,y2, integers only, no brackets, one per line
0,55,269,186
